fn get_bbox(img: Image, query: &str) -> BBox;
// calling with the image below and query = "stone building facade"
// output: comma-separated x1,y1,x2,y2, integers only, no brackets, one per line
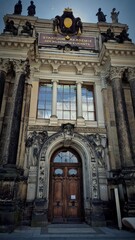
0,7,135,227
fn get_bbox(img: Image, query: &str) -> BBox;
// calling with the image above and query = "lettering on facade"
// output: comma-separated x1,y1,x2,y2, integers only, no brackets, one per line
38,33,95,49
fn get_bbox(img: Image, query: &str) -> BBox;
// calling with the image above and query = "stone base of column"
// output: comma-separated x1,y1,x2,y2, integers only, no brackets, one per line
77,117,85,126
49,115,58,126
90,200,106,227
26,166,37,201
31,199,48,227
0,165,27,228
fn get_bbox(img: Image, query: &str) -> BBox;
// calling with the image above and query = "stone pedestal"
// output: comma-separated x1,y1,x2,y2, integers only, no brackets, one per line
76,117,85,126
26,166,37,201
49,115,58,126
31,199,48,226
90,200,106,227
0,165,26,228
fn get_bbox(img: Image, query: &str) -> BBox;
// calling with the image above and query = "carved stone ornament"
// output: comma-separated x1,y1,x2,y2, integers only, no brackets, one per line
110,66,125,80
26,131,48,166
86,133,107,167
53,8,83,38
62,123,74,136
128,67,135,81
0,59,11,73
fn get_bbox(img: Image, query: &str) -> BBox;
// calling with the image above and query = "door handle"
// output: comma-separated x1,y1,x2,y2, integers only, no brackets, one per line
56,201,60,207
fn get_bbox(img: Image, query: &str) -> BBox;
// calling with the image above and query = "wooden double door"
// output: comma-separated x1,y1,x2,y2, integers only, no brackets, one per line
48,150,84,223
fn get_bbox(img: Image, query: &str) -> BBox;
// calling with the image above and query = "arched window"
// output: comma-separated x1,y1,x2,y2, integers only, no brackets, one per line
52,149,79,163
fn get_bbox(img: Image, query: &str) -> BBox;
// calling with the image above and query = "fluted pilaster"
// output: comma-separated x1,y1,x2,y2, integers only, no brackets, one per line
110,66,134,167
0,59,30,165
128,67,135,115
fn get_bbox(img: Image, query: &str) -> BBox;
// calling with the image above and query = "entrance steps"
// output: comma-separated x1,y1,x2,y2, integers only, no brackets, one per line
46,223,95,234
3,223,134,240
39,223,135,239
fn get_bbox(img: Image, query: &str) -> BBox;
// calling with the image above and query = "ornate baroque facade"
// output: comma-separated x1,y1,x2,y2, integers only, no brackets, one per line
0,7,135,227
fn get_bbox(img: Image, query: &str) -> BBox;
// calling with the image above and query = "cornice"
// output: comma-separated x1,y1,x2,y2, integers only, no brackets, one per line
100,42,135,66
0,35,35,48
0,35,36,60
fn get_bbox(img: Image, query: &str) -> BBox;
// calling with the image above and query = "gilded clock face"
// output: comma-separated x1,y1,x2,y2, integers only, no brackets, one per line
64,17,73,28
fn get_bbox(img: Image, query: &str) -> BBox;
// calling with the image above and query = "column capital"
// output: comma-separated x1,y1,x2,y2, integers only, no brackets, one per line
51,79,59,83
128,67,135,81
76,81,83,85
0,58,11,74
13,59,30,75
110,66,125,80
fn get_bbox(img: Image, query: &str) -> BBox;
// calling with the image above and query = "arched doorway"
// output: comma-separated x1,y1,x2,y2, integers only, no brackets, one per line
48,147,84,223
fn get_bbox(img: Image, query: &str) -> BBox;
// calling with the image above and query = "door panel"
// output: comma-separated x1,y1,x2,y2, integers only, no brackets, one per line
53,178,63,219
49,163,83,223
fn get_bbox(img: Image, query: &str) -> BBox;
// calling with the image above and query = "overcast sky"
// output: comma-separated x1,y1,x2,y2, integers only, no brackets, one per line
0,0,135,42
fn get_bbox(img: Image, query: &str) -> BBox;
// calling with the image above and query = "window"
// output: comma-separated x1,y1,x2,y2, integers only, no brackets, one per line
37,83,52,119
82,85,95,120
53,150,78,163
57,84,76,120
37,83,95,121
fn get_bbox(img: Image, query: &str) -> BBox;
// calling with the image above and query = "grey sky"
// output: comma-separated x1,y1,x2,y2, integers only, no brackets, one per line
0,0,135,42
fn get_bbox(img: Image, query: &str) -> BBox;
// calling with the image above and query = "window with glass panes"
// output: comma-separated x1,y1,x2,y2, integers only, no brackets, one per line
37,83,52,118
57,84,76,120
37,83,95,121
82,85,95,120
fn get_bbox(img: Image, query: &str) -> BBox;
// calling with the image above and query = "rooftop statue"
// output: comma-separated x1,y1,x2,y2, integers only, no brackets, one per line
27,1,36,16
21,21,33,36
14,0,22,15
116,27,132,43
96,8,107,22
101,28,115,42
3,19,18,35
111,8,119,23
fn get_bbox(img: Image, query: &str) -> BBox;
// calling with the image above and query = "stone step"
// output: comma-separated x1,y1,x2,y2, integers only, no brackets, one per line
48,223,90,228
47,223,95,233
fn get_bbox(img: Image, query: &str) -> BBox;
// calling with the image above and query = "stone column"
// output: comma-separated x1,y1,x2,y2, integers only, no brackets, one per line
17,78,32,168
128,67,135,116
51,79,58,117
0,60,28,166
76,81,85,126
110,66,134,167
100,73,116,170
50,79,58,125
76,81,82,118
95,81,104,127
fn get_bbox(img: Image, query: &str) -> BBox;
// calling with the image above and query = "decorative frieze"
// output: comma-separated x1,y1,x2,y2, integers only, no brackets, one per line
28,125,106,133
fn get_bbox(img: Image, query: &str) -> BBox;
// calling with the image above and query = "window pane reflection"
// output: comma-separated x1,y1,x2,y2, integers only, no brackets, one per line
57,84,76,120
53,150,78,163
37,83,95,121
37,84,52,119
82,85,95,120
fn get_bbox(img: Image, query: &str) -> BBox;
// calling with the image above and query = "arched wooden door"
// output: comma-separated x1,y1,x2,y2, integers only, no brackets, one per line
48,148,84,223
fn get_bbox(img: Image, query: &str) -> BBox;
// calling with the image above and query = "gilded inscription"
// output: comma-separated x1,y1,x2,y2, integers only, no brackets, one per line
39,33,95,49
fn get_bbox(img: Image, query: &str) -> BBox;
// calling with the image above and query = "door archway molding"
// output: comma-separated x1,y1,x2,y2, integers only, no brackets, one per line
37,129,100,210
